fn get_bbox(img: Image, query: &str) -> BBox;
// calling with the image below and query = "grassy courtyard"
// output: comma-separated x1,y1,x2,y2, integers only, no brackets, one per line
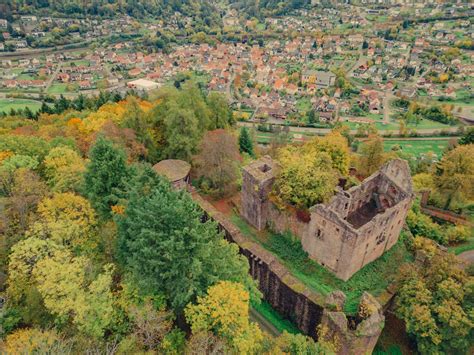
0,98,44,113
231,214,412,314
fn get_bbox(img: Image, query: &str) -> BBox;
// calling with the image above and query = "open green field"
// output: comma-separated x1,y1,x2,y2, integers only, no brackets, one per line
255,130,317,144
383,139,449,158
47,83,70,94
0,98,43,113
343,117,454,131
231,214,411,314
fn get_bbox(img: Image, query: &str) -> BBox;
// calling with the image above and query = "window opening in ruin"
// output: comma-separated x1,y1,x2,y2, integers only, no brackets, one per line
316,229,323,240
376,233,386,245
259,164,271,173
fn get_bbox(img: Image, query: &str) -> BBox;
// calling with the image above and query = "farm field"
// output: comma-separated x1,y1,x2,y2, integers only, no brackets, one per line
383,138,450,158
0,98,43,113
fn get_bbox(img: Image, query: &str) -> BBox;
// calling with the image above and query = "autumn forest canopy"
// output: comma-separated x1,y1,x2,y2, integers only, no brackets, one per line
0,81,348,353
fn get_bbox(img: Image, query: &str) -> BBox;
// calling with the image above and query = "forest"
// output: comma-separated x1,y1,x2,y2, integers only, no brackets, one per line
0,82,342,353
0,77,472,353
1,0,312,21
1,0,221,24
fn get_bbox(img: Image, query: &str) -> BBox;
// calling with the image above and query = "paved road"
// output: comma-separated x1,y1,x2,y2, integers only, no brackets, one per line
45,61,63,92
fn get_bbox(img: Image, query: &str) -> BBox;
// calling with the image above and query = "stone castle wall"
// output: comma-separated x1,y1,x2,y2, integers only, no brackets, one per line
189,189,385,354
241,157,414,281
190,190,324,337
266,202,310,241
321,292,385,355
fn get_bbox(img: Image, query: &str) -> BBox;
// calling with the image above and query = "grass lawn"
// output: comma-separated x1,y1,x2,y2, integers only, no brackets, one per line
231,214,412,314
406,119,454,130
255,130,315,144
383,139,449,158
296,97,312,112
0,98,43,113
449,236,474,255
16,73,36,80
68,60,90,66
47,83,70,94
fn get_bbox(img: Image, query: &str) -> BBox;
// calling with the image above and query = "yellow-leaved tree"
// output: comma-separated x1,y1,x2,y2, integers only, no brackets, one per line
185,281,263,354
434,144,474,210
32,192,97,251
273,131,350,208
33,253,115,338
304,131,351,175
7,237,64,303
2,328,67,354
356,134,393,177
43,146,86,192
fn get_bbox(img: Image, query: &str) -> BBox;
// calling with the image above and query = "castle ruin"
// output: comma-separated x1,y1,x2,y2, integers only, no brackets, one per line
241,156,414,281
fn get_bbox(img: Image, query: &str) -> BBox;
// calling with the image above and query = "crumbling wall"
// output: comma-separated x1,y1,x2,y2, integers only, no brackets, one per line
321,291,385,355
304,207,358,280
266,203,310,241
189,190,387,354
241,157,414,281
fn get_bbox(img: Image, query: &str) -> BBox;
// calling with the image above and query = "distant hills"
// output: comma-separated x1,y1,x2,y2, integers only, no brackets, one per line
1,0,313,21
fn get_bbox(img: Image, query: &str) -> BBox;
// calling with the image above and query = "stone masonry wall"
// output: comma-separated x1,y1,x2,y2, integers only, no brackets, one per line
241,157,413,281
266,203,310,241
190,190,325,338
189,189,386,354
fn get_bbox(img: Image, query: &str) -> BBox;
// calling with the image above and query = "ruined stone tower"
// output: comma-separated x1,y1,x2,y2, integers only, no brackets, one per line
240,156,414,281
321,291,385,355
241,156,276,230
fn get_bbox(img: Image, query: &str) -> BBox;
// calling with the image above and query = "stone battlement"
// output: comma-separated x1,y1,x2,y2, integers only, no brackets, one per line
241,156,414,281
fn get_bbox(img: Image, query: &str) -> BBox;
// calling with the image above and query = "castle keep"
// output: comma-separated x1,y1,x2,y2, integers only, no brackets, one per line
241,156,414,281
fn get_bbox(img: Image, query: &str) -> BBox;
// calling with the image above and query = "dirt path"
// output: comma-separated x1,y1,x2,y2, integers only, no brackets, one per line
249,307,281,338
458,250,474,265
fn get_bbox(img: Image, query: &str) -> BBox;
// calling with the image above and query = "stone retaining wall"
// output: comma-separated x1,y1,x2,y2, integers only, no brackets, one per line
190,190,325,338
189,190,386,354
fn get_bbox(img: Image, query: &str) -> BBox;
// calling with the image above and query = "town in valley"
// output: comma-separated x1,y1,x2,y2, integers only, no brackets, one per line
0,1,473,354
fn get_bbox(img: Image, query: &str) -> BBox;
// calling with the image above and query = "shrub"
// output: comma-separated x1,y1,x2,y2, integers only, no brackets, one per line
445,225,471,244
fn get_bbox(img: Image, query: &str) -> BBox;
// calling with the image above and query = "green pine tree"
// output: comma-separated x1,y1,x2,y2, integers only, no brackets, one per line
238,127,254,157
115,166,259,311
83,136,130,218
